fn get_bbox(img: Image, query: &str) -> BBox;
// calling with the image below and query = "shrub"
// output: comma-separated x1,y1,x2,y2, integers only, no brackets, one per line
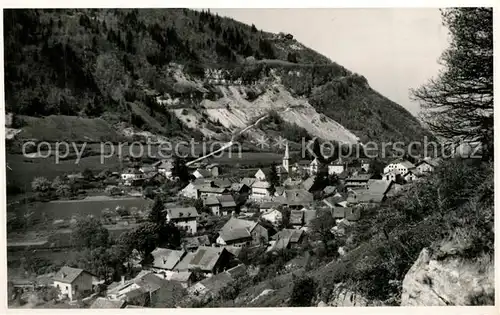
289,276,317,307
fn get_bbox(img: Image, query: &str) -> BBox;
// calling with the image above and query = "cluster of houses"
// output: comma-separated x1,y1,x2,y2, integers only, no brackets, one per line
18,140,442,307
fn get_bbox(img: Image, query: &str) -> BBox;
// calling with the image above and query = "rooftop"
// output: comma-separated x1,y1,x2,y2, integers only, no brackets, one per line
166,207,199,219
151,248,186,270
188,246,228,272
53,266,91,284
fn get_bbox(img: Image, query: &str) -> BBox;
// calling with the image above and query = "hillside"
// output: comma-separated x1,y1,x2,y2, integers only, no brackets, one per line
4,9,432,145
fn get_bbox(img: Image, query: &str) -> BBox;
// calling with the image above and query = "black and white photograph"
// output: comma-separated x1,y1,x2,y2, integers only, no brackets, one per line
2,5,495,310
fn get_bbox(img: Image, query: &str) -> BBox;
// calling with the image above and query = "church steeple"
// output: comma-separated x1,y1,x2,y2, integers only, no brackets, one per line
283,141,290,172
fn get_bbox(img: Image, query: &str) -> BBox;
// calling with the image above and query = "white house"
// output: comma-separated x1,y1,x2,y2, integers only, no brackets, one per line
415,158,439,174
403,170,417,182
121,168,144,181
193,168,213,179
166,207,199,234
254,169,267,181
251,181,271,199
179,183,200,199
310,158,320,175
328,159,345,175
52,266,95,301
383,160,416,175
383,170,399,182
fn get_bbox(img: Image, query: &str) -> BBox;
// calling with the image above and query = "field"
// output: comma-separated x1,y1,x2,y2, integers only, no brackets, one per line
9,196,153,221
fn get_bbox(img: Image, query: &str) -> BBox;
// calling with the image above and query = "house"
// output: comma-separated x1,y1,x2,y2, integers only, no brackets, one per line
328,159,346,175
52,266,95,301
165,207,199,234
203,195,221,215
269,229,304,251
90,297,127,309
218,194,237,215
168,271,194,288
179,183,201,199
193,168,213,179
415,158,440,174
199,186,229,198
383,170,399,182
322,194,347,209
251,181,271,199
260,209,283,227
284,189,314,209
188,246,235,276
151,248,186,275
344,173,374,188
346,190,386,205
289,210,304,228
309,158,321,175
332,207,361,222
121,168,145,183
106,271,185,307
383,159,416,175
254,169,267,181
183,235,211,251
154,159,174,179
217,217,269,246
403,170,417,182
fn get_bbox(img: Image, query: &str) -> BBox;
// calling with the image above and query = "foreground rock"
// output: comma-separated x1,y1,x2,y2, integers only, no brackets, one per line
401,247,494,306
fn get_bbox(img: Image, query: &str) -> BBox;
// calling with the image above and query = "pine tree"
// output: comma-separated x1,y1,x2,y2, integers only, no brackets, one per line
148,195,165,225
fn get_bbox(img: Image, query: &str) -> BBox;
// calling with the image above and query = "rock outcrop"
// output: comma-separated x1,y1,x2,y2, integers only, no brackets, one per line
401,247,494,306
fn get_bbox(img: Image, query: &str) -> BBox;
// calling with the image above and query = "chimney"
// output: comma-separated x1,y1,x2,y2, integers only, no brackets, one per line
121,275,125,285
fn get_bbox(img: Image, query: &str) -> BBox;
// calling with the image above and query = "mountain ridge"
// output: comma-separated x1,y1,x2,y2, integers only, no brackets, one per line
4,8,432,145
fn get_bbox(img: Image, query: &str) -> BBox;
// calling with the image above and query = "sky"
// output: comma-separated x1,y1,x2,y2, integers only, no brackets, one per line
211,8,450,117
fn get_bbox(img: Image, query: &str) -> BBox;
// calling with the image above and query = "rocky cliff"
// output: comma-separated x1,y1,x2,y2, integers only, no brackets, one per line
401,247,494,306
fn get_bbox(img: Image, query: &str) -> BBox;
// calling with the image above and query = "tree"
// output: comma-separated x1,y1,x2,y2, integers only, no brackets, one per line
148,195,165,225
268,162,280,193
411,8,493,159
172,157,190,183
31,176,51,192
50,176,65,190
310,209,336,253
289,276,317,307
122,222,160,258
71,217,110,250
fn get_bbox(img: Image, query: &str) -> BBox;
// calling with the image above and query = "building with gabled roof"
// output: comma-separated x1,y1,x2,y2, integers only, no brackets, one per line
217,217,268,246
188,246,234,276
165,206,199,234
284,189,314,208
151,248,186,272
52,266,96,301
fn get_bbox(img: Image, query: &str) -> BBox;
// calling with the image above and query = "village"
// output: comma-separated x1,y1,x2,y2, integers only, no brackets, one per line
7,140,442,308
